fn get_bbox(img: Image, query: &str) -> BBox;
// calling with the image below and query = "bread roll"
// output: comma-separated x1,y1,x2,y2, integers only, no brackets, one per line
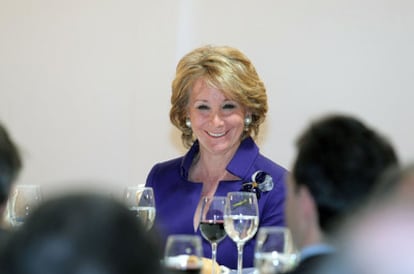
201,257,220,274
186,256,221,274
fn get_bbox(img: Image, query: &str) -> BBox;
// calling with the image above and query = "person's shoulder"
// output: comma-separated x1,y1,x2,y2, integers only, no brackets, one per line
255,153,288,177
147,156,184,178
152,156,183,169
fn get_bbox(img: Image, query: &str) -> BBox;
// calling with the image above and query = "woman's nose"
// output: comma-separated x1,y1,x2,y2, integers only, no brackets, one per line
210,113,224,126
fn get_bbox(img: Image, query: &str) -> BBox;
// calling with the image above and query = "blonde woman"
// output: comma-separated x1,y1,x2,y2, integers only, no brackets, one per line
146,45,287,269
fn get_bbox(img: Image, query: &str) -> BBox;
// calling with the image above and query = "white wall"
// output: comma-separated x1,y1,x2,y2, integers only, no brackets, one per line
1,0,413,196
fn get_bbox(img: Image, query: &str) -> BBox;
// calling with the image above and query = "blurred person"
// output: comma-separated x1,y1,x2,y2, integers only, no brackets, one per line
320,204,414,274
0,192,164,274
284,114,398,274
318,163,414,274
0,122,22,241
145,45,287,269
369,162,414,206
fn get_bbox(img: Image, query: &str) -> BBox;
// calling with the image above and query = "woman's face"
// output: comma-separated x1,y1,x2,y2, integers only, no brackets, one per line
187,78,247,156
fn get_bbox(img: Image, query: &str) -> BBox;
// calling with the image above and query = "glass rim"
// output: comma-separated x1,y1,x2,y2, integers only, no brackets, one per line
166,234,202,241
226,191,258,198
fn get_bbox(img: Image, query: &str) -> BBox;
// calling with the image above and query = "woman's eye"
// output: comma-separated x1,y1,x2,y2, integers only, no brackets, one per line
223,103,237,110
196,104,210,110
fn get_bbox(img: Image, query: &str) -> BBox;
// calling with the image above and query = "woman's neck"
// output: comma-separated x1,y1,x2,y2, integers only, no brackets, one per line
190,148,237,182
190,146,241,231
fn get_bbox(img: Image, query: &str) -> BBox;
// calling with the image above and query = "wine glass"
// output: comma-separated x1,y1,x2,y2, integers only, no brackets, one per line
224,192,259,274
123,185,156,230
164,234,203,274
254,226,299,274
8,184,43,227
199,196,227,274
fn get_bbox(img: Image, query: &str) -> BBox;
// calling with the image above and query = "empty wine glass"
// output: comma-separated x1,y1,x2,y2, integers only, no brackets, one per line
8,184,43,227
224,192,259,274
254,226,299,274
199,196,227,274
123,185,156,230
164,234,203,274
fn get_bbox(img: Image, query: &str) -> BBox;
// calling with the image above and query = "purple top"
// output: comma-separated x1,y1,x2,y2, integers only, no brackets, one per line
146,137,287,269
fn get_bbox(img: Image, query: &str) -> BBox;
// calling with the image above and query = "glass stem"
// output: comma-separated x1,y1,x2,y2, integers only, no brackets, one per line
211,242,218,274
237,242,244,274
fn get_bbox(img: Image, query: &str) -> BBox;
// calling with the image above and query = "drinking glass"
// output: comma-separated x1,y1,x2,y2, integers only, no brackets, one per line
224,192,259,274
199,196,227,274
254,226,299,274
8,184,43,227
123,185,156,230
164,234,203,274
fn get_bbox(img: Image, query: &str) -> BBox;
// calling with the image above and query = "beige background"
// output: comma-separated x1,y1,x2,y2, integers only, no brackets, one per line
1,0,413,196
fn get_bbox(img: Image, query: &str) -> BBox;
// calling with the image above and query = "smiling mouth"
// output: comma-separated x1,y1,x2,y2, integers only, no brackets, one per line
207,131,226,137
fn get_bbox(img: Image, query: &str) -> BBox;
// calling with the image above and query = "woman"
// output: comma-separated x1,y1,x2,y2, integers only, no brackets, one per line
146,45,287,269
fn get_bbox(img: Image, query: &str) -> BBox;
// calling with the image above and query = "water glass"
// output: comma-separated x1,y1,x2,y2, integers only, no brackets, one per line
224,192,259,274
123,185,156,230
254,226,299,274
164,234,203,274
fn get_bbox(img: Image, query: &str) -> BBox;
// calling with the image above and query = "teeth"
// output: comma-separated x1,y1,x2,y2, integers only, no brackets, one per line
208,132,225,137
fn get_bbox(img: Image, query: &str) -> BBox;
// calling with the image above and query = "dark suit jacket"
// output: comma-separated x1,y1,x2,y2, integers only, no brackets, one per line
284,253,333,274
0,228,11,249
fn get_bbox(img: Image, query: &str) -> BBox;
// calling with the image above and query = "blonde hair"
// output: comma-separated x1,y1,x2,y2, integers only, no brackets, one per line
170,45,268,148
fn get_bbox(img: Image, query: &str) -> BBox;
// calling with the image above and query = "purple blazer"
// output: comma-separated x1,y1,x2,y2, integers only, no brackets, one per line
146,137,287,269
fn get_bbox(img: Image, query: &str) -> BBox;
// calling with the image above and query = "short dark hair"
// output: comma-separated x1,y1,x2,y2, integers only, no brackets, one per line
0,123,22,204
292,114,398,233
0,193,164,274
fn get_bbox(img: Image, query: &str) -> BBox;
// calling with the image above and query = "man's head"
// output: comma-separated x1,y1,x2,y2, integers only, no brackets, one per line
285,114,398,248
0,192,163,274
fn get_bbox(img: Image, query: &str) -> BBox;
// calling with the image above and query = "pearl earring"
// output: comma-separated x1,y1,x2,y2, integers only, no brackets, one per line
185,117,191,128
244,115,252,126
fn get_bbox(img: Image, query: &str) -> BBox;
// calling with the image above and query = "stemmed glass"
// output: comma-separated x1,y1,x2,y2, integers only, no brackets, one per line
164,234,203,274
254,226,299,274
224,192,259,274
199,196,227,274
8,184,43,227
123,185,156,230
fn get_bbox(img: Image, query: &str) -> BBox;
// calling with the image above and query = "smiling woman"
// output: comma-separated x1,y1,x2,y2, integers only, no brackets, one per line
187,78,246,157
145,45,288,270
